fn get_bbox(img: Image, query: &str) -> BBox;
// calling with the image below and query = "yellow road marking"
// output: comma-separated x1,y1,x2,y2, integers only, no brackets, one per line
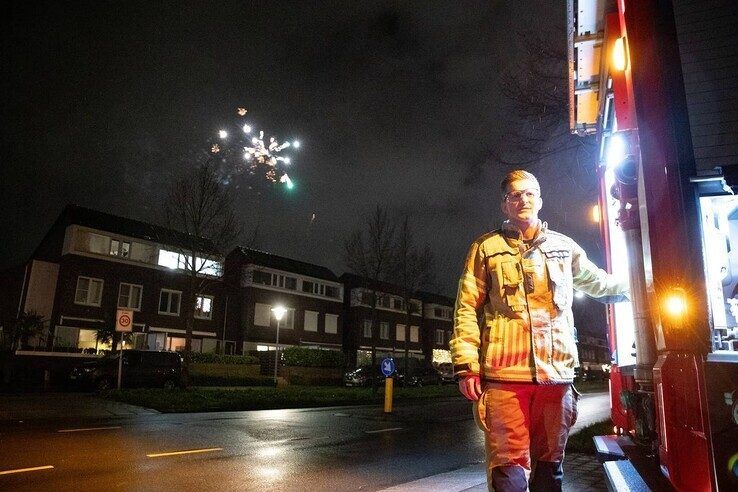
58,426,121,433
0,465,54,476
146,447,223,458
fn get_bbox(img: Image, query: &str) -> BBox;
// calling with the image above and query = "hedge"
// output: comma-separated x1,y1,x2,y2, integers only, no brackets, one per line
189,352,259,365
282,347,345,368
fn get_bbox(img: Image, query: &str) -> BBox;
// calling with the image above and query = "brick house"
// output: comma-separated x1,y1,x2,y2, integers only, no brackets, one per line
339,273,425,368
417,291,454,363
12,205,233,354
225,247,344,354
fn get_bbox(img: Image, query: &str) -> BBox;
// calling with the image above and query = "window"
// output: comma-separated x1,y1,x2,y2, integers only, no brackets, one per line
284,277,297,290
378,295,391,309
325,314,338,334
158,249,179,269
396,324,406,341
195,294,214,320
392,298,404,311
253,270,272,285
410,325,419,342
75,276,104,306
158,289,181,315
435,329,444,345
282,309,295,329
380,321,389,339
325,285,340,299
88,233,109,255
363,319,373,338
302,280,314,293
118,283,142,311
304,311,318,332
360,291,374,306
109,239,131,257
434,307,452,319
254,303,272,327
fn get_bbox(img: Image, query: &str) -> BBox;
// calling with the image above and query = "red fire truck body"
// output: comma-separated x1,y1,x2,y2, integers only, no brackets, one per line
570,0,738,490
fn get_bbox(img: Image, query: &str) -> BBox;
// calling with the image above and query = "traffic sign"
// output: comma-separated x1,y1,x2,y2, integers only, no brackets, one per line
116,309,133,332
381,357,396,377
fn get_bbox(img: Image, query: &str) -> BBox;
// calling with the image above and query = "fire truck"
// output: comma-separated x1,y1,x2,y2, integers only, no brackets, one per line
569,0,738,490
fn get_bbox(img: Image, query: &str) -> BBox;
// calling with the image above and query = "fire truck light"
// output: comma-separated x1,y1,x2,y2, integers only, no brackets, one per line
613,37,628,71
591,204,601,223
664,292,687,318
606,133,628,168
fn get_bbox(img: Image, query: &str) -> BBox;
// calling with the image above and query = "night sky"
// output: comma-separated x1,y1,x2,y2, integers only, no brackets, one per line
1,1,607,329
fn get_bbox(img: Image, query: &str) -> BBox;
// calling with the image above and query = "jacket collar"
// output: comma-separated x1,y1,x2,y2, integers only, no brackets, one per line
501,220,548,257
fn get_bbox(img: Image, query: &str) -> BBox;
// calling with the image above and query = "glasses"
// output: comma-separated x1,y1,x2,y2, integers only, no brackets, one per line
504,188,540,203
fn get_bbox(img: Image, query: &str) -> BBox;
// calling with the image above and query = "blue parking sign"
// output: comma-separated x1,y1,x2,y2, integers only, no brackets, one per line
381,358,396,377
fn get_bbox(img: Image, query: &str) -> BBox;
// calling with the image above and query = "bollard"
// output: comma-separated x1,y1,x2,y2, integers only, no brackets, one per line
383,377,394,413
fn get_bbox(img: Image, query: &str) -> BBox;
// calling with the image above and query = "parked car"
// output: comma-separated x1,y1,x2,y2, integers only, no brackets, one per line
436,362,455,384
343,365,384,387
70,350,183,391
397,365,442,387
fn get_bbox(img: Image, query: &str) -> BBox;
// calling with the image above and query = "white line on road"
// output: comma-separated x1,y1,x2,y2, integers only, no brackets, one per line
146,447,223,458
58,426,122,433
0,465,55,476
365,427,404,434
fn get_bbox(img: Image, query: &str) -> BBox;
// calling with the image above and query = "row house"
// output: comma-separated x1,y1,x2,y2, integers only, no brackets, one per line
339,273,427,367
14,205,234,354
225,247,344,354
417,291,454,363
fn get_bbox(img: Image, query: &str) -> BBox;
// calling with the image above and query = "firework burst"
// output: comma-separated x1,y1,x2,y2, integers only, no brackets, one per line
211,107,300,189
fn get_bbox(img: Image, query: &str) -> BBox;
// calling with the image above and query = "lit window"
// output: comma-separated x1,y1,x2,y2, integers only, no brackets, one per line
363,319,373,338
74,276,104,306
118,283,142,310
304,311,318,332
110,239,120,256
396,324,406,342
158,249,179,269
410,326,419,343
158,289,181,316
325,314,338,334
254,303,272,326
435,329,444,345
195,294,214,320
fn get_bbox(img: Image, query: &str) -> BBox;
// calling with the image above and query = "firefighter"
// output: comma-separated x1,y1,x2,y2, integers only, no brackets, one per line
451,170,628,491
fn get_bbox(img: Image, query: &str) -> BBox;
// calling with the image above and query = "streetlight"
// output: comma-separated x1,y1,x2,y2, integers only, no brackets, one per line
271,305,288,384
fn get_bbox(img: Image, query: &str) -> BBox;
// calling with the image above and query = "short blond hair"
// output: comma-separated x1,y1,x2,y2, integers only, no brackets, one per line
500,170,540,193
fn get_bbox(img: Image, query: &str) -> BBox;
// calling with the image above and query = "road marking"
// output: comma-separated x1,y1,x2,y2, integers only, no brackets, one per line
0,465,55,476
378,463,486,491
365,427,404,434
146,447,223,458
58,426,122,433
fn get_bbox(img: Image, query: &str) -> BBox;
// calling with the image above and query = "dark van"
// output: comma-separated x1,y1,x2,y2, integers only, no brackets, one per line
70,350,183,391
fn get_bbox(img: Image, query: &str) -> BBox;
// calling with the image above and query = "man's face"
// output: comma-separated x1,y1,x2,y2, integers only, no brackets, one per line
501,178,542,227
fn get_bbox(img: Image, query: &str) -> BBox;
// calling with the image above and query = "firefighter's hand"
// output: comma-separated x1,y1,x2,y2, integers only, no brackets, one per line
458,374,482,401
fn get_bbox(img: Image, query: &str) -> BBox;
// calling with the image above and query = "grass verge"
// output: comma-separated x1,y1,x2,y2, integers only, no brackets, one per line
566,419,614,454
103,384,460,413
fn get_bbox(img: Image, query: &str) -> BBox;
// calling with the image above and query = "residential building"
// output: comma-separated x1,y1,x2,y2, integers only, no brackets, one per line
11,205,232,354
339,273,424,367
418,291,454,363
225,247,344,354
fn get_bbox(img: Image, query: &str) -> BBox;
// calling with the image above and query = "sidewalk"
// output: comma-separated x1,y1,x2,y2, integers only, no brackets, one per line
380,453,607,491
0,392,158,423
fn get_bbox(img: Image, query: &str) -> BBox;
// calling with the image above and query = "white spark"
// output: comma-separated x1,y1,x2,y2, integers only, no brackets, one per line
219,130,228,139
242,124,252,134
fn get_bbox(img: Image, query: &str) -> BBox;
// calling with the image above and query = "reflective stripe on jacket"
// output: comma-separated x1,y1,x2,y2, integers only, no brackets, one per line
450,221,628,384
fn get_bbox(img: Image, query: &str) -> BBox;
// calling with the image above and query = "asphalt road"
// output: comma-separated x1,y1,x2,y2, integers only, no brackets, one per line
0,392,609,491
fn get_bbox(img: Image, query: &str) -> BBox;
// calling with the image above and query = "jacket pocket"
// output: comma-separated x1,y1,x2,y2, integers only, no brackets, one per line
545,254,572,310
500,261,526,312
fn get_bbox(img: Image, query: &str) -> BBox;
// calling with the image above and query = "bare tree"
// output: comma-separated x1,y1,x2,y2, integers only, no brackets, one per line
342,205,396,383
393,216,436,380
164,162,241,382
490,29,596,180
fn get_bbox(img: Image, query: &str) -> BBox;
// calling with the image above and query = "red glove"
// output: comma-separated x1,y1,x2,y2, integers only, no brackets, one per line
458,374,482,401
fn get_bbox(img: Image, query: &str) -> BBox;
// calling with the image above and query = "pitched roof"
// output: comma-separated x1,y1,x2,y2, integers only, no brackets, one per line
338,272,407,297
233,247,338,282
51,204,218,254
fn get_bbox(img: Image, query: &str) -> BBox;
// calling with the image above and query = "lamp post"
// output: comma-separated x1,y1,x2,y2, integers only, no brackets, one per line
271,305,288,384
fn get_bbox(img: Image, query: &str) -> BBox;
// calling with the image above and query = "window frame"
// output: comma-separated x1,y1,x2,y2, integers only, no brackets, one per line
118,282,143,311
158,288,182,316
74,276,104,307
194,294,214,320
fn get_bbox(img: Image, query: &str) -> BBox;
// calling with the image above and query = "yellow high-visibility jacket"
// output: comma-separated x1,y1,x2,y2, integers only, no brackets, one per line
450,221,628,383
